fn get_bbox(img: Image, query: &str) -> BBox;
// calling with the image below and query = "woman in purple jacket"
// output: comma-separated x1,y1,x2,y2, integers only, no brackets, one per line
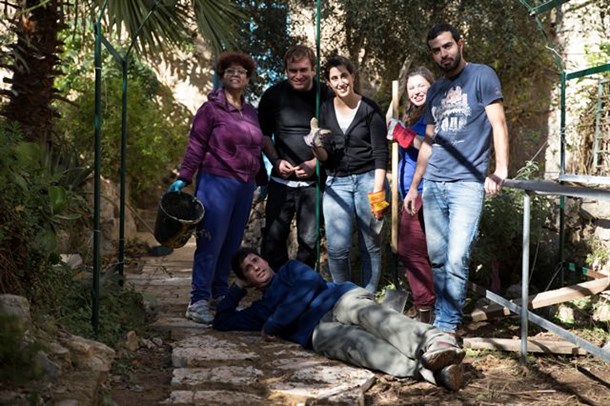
168,52,264,324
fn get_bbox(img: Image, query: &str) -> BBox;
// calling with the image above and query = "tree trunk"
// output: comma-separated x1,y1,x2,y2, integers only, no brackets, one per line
1,0,65,144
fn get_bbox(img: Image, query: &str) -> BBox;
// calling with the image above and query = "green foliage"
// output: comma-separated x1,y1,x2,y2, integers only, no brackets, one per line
585,236,610,270
0,122,89,296
322,0,555,175
0,120,148,345
55,29,191,207
0,314,44,386
53,267,148,348
471,161,556,291
235,1,304,98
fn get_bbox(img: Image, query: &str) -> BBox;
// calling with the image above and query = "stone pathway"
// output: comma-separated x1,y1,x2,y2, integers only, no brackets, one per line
127,233,377,405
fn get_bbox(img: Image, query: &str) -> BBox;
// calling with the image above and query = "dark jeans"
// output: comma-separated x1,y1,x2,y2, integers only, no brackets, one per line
261,180,320,270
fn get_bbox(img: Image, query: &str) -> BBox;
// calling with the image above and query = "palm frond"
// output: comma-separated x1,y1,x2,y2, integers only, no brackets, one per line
193,0,243,52
103,0,240,56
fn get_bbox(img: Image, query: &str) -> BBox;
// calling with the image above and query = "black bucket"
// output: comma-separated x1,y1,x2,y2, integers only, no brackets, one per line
154,192,205,249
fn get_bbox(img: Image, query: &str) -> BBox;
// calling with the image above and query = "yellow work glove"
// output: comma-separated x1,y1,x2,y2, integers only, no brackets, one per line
368,190,389,219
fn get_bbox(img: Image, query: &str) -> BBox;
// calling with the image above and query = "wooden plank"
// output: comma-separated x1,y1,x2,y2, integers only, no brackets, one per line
583,268,608,280
468,278,610,322
463,337,589,355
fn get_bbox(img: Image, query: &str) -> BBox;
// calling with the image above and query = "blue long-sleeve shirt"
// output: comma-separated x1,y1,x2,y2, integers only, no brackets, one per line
213,260,357,348
398,117,426,197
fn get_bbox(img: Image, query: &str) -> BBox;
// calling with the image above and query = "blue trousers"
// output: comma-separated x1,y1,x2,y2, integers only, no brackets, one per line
323,171,385,292
191,172,255,303
423,180,484,333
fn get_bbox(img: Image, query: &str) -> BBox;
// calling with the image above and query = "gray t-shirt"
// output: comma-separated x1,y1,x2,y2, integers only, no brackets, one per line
424,63,503,182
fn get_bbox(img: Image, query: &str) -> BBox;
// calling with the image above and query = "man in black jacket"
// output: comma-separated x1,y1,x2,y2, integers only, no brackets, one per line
258,45,332,270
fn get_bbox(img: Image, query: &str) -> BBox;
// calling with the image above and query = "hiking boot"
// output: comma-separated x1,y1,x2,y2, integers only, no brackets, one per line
435,363,463,391
421,340,465,371
185,300,214,324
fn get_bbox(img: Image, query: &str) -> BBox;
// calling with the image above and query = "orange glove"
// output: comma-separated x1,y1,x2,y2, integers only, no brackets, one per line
368,190,389,218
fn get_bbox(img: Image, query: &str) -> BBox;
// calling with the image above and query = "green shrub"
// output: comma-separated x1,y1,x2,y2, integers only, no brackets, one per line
54,267,148,348
471,161,556,292
55,31,192,208
0,313,44,386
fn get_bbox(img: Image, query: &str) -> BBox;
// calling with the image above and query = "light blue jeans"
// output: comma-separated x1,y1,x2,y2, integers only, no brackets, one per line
323,171,385,292
423,180,484,333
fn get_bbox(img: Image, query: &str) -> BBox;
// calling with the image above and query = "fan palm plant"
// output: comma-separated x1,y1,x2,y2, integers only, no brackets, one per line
0,0,241,144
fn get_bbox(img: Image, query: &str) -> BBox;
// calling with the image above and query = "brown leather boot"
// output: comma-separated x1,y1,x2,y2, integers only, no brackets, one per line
421,341,465,371
435,363,464,391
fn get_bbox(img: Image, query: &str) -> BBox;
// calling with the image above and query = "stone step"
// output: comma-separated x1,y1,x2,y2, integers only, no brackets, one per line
127,277,191,286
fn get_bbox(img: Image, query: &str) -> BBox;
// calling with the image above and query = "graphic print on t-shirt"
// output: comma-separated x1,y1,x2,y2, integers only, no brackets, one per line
431,85,471,145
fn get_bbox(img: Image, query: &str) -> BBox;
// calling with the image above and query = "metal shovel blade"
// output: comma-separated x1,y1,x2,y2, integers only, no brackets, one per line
381,288,409,313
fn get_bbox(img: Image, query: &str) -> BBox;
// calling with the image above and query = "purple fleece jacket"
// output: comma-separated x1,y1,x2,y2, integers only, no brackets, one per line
178,88,263,184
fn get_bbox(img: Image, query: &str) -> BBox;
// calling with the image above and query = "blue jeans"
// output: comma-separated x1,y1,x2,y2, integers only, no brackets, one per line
191,172,255,303
423,180,484,333
323,171,385,292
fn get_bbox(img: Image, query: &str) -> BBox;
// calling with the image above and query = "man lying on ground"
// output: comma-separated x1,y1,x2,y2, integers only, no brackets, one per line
212,247,466,391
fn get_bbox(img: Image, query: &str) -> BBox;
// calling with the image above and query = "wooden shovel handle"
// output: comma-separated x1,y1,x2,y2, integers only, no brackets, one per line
386,80,400,254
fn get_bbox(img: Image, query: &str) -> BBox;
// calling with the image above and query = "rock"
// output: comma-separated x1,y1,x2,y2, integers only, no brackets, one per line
268,364,376,405
54,400,80,406
171,366,264,386
593,300,610,322
82,177,138,256
35,350,62,379
125,330,139,352
0,294,32,325
555,304,575,324
171,336,258,367
58,333,116,372
162,390,264,405
60,254,83,270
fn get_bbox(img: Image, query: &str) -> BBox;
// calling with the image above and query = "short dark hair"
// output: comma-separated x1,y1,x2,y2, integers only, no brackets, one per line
284,45,316,70
323,55,356,81
216,52,256,78
427,23,462,46
231,246,260,279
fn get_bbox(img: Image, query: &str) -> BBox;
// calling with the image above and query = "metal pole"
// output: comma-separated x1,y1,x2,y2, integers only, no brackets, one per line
92,21,103,336
92,0,160,330
558,70,566,285
520,192,531,365
117,57,129,280
314,0,322,271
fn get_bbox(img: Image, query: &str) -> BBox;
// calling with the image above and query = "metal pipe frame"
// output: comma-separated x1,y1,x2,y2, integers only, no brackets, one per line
495,179,610,364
